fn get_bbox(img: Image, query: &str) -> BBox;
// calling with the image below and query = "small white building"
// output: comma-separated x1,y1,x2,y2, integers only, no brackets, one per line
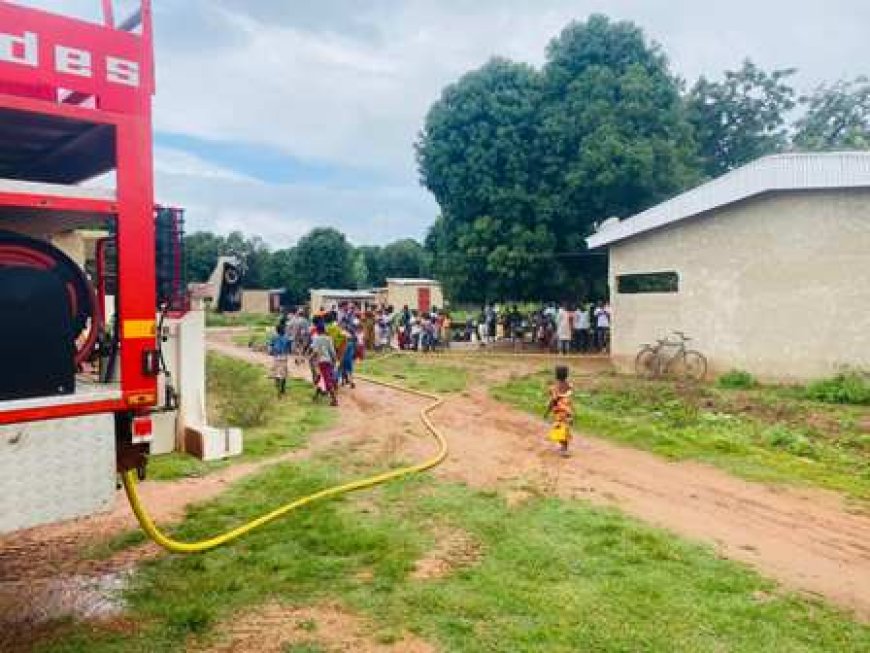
310,288,378,312
385,278,444,313
587,152,870,381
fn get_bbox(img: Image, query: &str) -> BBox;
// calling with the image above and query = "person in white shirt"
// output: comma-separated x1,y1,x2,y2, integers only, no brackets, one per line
573,303,591,353
556,303,573,355
594,302,611,352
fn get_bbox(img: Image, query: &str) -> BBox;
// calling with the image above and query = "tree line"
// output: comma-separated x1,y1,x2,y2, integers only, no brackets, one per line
416,14,870,303
185,227,429,304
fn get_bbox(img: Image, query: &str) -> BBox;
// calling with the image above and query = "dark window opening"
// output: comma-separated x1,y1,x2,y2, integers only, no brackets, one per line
617,271,679,294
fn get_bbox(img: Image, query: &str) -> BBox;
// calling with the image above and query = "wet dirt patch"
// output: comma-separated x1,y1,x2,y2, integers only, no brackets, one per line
0,570,132,652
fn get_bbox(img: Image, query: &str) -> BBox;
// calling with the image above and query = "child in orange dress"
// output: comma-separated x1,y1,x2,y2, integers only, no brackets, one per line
545,365,573,457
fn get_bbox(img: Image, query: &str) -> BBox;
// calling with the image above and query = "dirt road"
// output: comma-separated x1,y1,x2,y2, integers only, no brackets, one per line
2,333,869,645
211,334,870,620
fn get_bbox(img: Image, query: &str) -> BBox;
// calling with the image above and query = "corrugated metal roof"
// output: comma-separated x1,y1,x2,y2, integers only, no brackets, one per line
312,289,377,298
586,151,870,249
386,278,440,286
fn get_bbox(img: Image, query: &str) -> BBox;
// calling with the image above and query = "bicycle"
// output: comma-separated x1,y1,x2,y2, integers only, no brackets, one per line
635,331,708,381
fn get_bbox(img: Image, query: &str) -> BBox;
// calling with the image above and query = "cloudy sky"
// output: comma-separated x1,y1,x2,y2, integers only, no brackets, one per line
16,0,870,247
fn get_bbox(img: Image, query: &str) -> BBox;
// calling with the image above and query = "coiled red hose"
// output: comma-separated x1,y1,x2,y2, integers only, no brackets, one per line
0,232,101,366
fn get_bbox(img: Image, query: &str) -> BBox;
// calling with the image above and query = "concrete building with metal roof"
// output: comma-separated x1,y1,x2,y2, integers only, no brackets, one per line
586,152,870,381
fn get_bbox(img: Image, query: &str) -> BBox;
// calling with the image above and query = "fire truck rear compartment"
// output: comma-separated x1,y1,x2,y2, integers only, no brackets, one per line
0,105,121,408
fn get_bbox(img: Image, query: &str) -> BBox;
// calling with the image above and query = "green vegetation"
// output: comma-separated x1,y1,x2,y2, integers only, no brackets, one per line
717,369,758,389
357,354,468,393
419,16,691,301
187,228,430,306
207,353,275,427
205,311,277,328
807,371,870,406
493,371,870,500
147,354,334,481
794,76,870,150
687,60,796,177
40,469,870,652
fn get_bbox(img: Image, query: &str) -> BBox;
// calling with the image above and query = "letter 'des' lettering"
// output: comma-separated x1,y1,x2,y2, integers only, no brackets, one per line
106,56,139,87
0,26,141,89
0,30,38,67
55,45,92,77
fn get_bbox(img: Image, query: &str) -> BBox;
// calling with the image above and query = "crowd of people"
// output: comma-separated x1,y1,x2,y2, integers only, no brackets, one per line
265,298,610,409
267,304,360,406
462,301,612,354
265,300,593,457
267,301,452,406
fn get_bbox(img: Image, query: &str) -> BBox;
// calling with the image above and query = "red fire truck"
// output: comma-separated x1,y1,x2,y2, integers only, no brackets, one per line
0,1,175,533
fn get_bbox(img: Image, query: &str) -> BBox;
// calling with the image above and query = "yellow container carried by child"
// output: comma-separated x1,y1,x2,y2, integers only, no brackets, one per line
548,421,569,443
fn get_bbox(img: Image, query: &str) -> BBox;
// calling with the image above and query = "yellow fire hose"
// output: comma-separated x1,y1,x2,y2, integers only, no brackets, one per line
121,374,447,553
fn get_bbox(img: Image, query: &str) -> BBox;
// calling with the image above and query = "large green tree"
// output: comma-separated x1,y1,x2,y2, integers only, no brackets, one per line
417,15,698,302
794,76,870,151
262,248,305,302
538,16,698,296
291,227,353,291
416,57,551,301
356,245,385,288
687,60,796,177
380,238,429,281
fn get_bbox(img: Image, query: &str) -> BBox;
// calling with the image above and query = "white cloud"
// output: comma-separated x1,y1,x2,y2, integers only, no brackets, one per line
150,0,869,177
152,147,437,247
153,146,257,183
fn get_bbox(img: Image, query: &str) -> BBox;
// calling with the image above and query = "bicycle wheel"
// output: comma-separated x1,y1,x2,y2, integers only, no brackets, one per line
682,350,708,381
634,347,659,378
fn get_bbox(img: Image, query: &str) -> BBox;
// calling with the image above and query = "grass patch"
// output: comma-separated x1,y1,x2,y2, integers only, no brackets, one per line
147,353,335,481
42,470,870,652
493,371,870,500
206,312,278,328
146,453,230,482
807,371,870,406
718,369,757,389
357,355,468,393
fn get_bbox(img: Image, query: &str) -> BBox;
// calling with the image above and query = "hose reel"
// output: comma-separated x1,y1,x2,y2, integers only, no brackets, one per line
0,230,101,365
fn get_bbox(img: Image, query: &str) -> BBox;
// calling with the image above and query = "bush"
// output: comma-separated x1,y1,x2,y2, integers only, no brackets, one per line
763,426,817,459
206,354,275,427
717,370,757,389
806,372,870,406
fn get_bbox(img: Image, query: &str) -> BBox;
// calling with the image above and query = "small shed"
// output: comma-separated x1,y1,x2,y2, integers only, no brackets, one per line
240,289,285,314
385,278,444,313
586,152,870,381
310,288,377,312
